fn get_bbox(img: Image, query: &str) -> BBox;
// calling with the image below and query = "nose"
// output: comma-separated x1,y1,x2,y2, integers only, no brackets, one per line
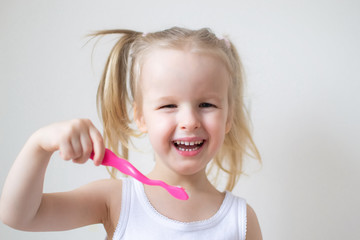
178,106,201,131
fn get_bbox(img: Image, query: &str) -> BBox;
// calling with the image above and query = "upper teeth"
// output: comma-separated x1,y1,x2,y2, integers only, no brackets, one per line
174,140,203,145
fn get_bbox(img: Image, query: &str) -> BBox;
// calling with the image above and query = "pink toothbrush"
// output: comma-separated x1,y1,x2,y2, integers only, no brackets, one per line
90,148,189,200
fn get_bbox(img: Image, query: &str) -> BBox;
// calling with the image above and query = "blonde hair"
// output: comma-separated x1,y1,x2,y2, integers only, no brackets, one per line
88,27,261,191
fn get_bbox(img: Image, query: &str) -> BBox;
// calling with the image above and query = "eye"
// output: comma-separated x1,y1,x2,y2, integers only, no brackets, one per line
199,102,216,108
159,104,177,109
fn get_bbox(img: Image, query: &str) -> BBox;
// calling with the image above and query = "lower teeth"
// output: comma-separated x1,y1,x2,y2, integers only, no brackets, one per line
178,147,199,152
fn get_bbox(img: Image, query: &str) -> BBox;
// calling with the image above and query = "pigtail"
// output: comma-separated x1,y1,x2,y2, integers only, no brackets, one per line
88,30,141,178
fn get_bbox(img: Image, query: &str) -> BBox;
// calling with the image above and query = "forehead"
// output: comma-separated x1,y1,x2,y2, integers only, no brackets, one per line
140,45,230,73
139,48,230,96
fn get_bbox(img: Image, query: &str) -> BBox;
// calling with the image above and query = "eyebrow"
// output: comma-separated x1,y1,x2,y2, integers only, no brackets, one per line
153,93,224,103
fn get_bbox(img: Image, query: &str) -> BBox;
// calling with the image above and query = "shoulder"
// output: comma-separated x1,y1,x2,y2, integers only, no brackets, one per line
83,178,123,237
78,178,123,200
246,203,262,240
88,178,123,212
88,178,123,192
77,178,123,217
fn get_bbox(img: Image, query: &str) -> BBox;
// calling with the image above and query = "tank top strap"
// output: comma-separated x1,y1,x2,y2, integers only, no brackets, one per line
112,178,132,240
235,195,247,240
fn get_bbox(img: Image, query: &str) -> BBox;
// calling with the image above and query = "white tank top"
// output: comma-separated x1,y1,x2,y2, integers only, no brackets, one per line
111,178,247,240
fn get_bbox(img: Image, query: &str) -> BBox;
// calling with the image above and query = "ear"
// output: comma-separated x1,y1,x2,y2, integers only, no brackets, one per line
225,107,233,134
133,103,147,133
225,119,232,134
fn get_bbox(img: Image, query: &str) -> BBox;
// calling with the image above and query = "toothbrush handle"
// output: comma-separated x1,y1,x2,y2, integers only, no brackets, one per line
90,148,189,200
90,149,161,187
90,149,141,178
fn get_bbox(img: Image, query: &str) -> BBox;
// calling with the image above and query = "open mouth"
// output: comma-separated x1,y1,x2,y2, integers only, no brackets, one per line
173,140,205,152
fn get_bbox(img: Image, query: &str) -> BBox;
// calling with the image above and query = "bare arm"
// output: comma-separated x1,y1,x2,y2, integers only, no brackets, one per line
0,119,106,231
31,178,121,231
246,204,262,240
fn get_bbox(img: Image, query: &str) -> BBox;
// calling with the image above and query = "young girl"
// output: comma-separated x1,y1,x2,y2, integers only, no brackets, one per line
0,27,262,239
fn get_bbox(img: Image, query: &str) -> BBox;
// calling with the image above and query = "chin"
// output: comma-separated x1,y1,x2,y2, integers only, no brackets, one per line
170,162,208,176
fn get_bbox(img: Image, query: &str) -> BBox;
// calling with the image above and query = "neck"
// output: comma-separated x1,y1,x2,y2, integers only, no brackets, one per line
146,164,218,196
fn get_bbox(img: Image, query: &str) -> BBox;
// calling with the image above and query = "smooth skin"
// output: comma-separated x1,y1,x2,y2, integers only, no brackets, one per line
0,49,262,239
0,119,122,238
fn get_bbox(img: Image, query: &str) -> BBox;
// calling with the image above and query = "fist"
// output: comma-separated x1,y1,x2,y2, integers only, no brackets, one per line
35,119,105,166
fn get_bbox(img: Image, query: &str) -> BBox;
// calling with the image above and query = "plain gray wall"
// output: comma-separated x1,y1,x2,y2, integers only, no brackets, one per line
1,0,359,239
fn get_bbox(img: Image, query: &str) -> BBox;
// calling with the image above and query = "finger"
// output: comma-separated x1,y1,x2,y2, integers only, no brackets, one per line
89,125,105,166
59,140,75,161
70,135,83,161
75,131,93,164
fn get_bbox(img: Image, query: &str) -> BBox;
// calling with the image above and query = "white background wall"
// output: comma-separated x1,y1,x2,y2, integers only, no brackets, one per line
1,0,359,239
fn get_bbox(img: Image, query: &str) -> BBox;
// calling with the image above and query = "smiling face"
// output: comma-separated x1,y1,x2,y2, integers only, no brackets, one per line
135,48,232,178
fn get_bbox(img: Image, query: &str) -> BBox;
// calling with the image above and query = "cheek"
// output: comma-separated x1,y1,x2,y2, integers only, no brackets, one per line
205,111,228,130
145,113,175,143
203,113,228,143
145,113,171,131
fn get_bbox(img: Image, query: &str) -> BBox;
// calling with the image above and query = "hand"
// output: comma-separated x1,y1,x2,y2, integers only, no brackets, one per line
34,119,105,166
